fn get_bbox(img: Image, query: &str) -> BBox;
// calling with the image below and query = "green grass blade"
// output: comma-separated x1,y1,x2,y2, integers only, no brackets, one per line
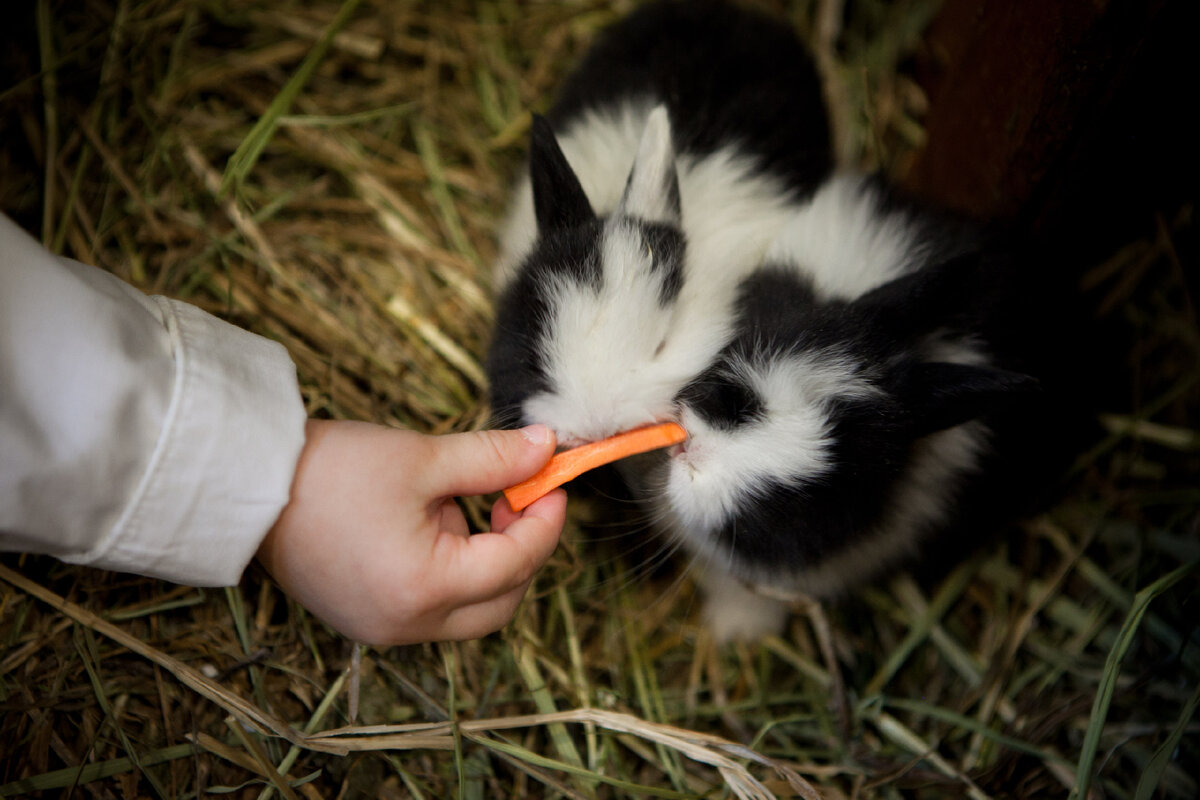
511,641,589,788
106,591,207,621
75,627,170,800
1132,673,1200,800
220,0,364,197
412,119,479,266
443,645,468,800
278,101,418,128
0,744,196,795
255,668,348,800
884,697,1073,767
865,561,975,696
1071,560,1198,800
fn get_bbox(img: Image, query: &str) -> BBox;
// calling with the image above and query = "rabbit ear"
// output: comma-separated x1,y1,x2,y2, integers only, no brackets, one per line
853,251,981,340
529,114,595,234
617,105,681,224
898,361,1039,436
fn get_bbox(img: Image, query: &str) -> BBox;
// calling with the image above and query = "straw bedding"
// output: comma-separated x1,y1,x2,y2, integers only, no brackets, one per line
1,1,1196,797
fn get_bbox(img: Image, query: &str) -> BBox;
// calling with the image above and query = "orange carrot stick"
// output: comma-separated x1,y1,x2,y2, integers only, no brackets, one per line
503,422,687,512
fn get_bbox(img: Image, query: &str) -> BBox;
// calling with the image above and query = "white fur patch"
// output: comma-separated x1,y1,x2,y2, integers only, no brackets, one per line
696,565,791,642
766,174,932,300
523,220,724,443
662,350,877,539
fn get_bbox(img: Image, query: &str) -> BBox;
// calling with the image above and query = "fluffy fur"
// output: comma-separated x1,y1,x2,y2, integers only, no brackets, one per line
488,0,831,444
639,208,1040,633
487,0,1050,640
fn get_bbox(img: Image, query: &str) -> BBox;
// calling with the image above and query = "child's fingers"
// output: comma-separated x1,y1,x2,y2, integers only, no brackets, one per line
421,426,555,498
490,495,520,533
490,488,550,533
438,498,469,538
435,489,565,603
436,583,531,641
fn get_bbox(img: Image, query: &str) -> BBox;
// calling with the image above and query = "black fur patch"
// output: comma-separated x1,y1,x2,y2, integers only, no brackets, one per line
547,0,832,198
534,220,605,290
676,366,764,429
486,220,605,427
637,220,685,305
486,271,552,428
729,266,819,340
530,114,595,234
894,361,1040,436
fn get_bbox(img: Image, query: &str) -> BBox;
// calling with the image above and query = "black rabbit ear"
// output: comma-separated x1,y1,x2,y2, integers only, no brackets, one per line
854,252,981,340
529,114,595,234
900,361,1039,436
617,105,681,225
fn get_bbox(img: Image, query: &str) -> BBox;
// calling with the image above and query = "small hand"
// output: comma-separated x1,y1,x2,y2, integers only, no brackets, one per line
256,419,566,645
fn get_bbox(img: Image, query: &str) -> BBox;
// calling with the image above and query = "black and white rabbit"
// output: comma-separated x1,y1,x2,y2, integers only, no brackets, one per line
487,1,1054,639
633,175,1049,638
487,0,830,445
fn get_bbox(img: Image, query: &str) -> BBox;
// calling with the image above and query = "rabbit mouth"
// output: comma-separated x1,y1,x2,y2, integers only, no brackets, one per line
555,417,688,455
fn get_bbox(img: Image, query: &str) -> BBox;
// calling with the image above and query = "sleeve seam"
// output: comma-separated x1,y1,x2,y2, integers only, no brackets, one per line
82,294,189,563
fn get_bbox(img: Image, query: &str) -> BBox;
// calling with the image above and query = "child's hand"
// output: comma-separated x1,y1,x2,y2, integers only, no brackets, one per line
256,419,566,645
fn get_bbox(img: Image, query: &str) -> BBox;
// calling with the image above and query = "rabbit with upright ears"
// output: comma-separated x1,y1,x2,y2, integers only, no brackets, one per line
488,1,1056,641
488,108,718,447
488,0,831,445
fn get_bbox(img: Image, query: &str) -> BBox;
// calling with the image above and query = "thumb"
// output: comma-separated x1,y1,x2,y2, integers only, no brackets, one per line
424,425,556,498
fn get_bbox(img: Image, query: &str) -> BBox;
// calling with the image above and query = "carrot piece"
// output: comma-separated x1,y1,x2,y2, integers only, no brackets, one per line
503,422,687,512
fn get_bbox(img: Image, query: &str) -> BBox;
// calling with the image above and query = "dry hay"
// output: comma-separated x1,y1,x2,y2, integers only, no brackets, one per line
1,1,1197,798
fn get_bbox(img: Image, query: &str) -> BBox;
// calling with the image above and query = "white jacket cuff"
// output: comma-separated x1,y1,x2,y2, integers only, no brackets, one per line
62,299,308,586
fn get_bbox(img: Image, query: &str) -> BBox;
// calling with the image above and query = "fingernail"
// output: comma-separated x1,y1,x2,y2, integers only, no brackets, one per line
521,424,552,446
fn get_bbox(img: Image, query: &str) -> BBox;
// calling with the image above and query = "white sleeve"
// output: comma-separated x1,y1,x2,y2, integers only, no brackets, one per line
0,214,307,586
